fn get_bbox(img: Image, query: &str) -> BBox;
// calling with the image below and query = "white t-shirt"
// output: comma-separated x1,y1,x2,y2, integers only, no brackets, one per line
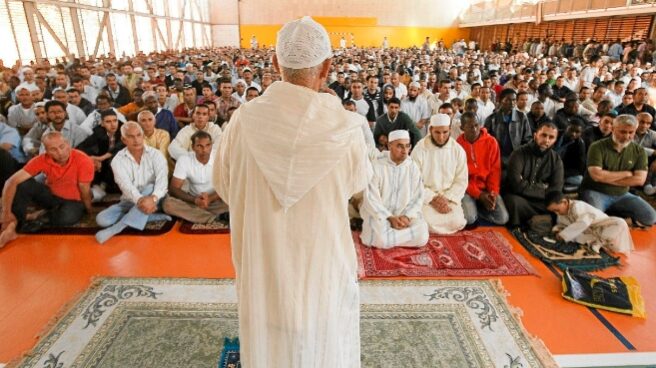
172,152,215,196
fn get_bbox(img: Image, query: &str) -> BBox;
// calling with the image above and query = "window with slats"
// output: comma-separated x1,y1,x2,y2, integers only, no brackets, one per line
0,0,211,64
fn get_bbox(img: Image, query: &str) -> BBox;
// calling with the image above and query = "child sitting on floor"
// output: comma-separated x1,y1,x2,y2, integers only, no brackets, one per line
545,191,634,255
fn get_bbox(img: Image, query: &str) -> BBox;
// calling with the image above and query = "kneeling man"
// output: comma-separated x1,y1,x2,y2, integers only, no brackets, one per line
412,113,468,234
360,130,429,248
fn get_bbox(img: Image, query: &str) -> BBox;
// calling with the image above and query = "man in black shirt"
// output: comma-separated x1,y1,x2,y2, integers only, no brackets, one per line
503,121,564,228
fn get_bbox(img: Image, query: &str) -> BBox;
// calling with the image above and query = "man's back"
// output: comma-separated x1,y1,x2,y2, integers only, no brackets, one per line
214,81,369,368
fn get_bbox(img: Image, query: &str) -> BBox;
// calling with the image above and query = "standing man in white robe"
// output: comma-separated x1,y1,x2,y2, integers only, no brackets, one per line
412,113,468,234
213,16,370,368
360,130,429,249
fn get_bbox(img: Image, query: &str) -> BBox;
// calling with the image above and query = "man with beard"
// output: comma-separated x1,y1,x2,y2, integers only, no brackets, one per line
411,113,468,234
581,114,656,227
142,91,179,139
40,100,90,150
359,130,429,248
618,87,656,122
373,97,421,150
51,88,87,126
457,112,508,226
401,81,430,136
503,121,564,228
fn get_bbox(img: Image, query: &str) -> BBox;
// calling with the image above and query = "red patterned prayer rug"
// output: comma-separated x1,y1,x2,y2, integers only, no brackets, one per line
355,230,536,278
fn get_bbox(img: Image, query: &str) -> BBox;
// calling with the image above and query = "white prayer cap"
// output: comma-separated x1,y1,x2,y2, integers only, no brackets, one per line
34,101,47,108
429,113,451,127
409,81,420,88
388,130,410,143
276,16,332,69
16,83,39,92
133,67,143,73
142,91,157,101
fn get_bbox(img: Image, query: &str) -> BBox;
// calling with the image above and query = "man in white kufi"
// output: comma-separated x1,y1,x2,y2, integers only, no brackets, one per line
360,130,429,248
412,113,468,234
213,16,370,368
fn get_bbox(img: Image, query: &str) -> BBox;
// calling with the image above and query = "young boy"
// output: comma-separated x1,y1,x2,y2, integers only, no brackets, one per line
545,191,633,255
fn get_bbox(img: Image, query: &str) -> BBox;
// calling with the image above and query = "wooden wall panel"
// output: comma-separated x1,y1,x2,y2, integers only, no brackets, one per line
469,15,654,50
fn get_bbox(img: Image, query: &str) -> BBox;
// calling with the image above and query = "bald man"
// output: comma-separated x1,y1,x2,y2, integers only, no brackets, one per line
1,132,94,247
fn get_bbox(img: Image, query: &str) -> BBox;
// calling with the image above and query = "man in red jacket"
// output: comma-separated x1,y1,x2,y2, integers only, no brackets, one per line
456,112,509,225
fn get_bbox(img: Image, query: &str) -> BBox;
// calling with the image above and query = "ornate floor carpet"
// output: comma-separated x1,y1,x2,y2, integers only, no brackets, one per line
511,228,621,271
12,278,557,368
355,230,537,277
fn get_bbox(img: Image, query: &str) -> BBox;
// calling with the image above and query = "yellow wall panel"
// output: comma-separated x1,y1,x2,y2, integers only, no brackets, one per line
240,24,470,48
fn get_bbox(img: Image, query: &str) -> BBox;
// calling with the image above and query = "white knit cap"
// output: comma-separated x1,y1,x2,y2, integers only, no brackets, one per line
429,113,451,127
388,130,410,142
276,16,333,69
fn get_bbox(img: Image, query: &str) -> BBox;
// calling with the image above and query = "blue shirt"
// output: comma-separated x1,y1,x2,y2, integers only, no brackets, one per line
0,123,26,163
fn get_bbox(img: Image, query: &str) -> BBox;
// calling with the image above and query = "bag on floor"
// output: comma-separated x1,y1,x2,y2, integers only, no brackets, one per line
561,268,646,318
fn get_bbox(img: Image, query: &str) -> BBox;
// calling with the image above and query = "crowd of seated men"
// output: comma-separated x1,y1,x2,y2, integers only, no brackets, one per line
1,37,656,248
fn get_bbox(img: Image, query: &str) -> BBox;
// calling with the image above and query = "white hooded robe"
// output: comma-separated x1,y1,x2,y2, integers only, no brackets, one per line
214,81,370,368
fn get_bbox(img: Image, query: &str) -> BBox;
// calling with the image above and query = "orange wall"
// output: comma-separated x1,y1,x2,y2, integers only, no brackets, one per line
239,18,469,48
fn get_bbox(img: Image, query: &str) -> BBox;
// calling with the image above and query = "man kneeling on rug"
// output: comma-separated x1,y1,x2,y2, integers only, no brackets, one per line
360,130,429,248
94,121,171,244
545,191,633,255
411,113,468,234
163,131,229,225
1,132,94,247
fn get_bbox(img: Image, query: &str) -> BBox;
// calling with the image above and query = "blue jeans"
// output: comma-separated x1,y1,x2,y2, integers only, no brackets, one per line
565,175,583,186
580,189,656,226
462,194,510,225
96,184,164,230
